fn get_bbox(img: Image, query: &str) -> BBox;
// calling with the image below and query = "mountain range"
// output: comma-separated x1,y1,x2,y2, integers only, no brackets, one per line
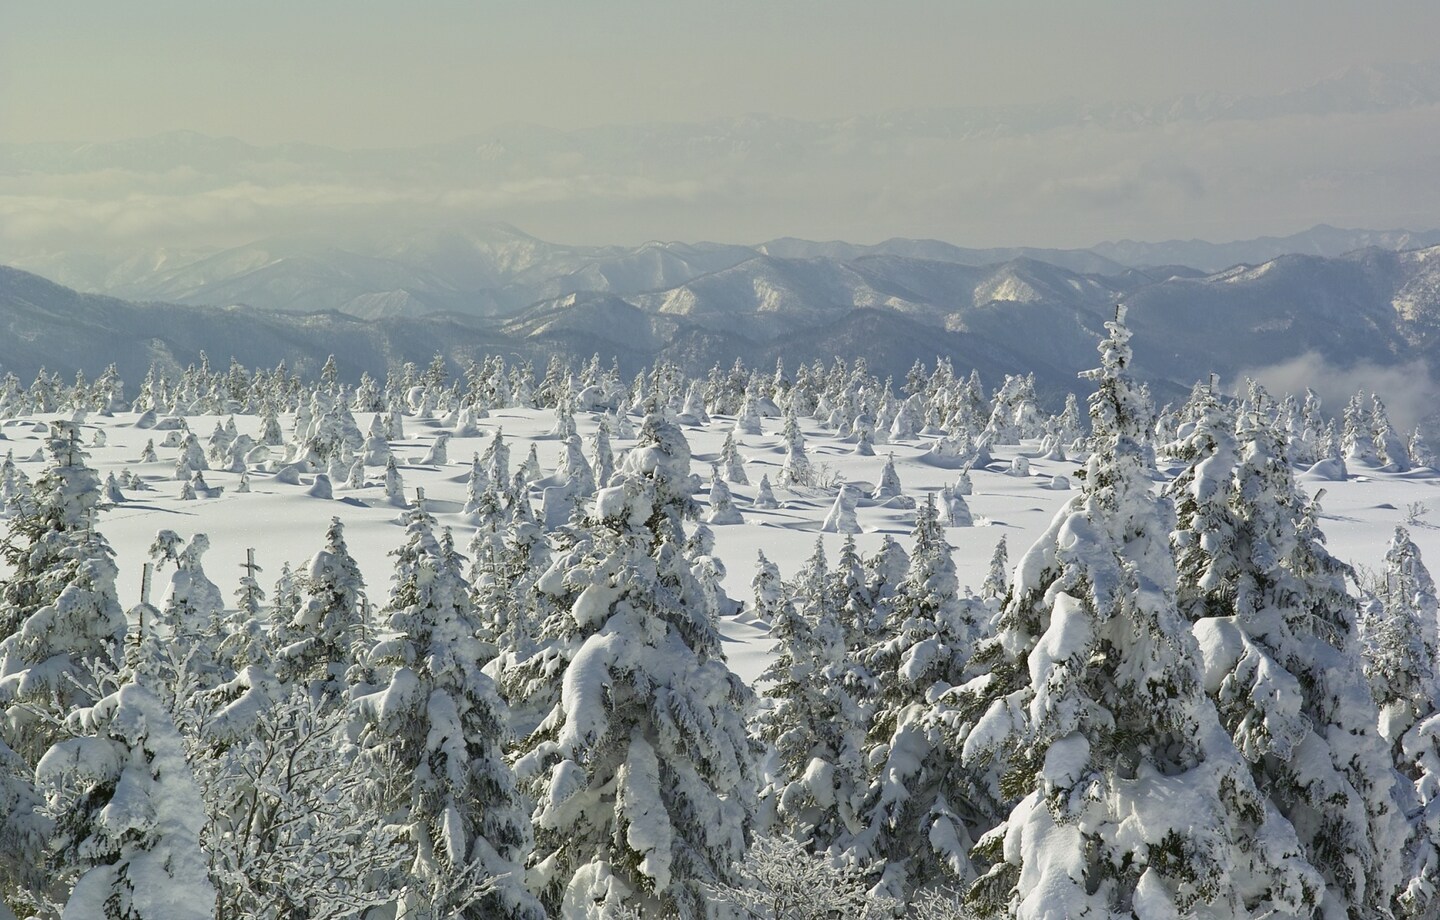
11,222,1438,323
6,230,1440,423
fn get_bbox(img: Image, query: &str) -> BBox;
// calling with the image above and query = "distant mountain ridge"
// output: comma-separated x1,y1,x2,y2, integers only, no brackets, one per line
8,241,1440,420
10,222,1440,325
1092,225,1440,273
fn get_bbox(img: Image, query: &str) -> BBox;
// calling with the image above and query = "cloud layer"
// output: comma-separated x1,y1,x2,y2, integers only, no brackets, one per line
3,80,1440,256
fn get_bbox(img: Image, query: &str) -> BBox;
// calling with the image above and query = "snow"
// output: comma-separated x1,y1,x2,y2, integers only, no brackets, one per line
1040,732,1089,788
0,402,1435,701
558,626,629,754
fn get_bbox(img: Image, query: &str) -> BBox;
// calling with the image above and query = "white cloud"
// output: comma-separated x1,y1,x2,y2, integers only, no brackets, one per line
1245,352,1440,432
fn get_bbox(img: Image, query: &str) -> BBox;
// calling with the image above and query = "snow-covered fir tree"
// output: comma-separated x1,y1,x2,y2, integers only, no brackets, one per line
705,464,744,525
1361,527,1440,917
1177,410,1410,916
980,536,1009,603
0,735,47,916
966,307,1324,918
353,508,543,920
0,423,126,763
36,675,216,919
720,430,749,485
748,550,785,624
515,411,755,918
273,516,368,704
753,473,779,510
851,494,988,903
752,538,867,856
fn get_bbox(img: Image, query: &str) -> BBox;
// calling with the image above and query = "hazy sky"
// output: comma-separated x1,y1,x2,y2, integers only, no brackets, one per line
5,1,1440,146
4,3,1440,251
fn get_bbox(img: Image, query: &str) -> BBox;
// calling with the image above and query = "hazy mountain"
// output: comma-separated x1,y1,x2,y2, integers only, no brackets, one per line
755,238,1126,275
14,220,1440,325
1093,224,1440,273
0,265,514,385
8,241,1440,413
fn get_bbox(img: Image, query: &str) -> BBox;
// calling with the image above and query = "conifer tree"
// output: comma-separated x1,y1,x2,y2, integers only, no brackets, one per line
0,736,47,916
753,473,779,510
354,509,542,920
779,408,813,488
517,412,755,918
1362,527,1440,917
966,307,1322,918
980,536,1008,602
853,494,987,901
752,539,867,855
0,423,126,763
720,430,749,485
820,483,861,534
150,533,226,688
384,455,407,507
1179,412,1411,916
871,453,903,501
36,676,215,918
273,517,367,704
220,551,270,672
1362,526,1439,755
590,422,615,488
705,464,744,525
748,550,785,624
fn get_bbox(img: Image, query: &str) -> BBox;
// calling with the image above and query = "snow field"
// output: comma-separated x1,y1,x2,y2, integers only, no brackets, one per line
4,405,1436,686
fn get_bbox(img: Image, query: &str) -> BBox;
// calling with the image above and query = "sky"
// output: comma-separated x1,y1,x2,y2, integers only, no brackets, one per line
3,2,1440,249
5,1,1438,146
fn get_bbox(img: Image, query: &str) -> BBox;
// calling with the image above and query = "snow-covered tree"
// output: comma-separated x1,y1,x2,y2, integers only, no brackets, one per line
149,533,226,688
851,494,987,902
198,678,408,920
754,473,779,510
966,307,1324,918
749,551,785,624
219,551,270,673
820,483,860,534
591,422,616,488
1361,528,1440,918
1363,526,1439,753
273,517,367,704
870,454,903,502
752,540,867,855
980,536,1008,603
711,835,896,920
384,455,407,507
705,465,744,525
1180,412,1411,917
720,430,749,485
1343,391,1379,465
0,736,48,916
354,511,542,920
36,677,216,919
778,410,813,489
0,423,126,763
516,412,755,917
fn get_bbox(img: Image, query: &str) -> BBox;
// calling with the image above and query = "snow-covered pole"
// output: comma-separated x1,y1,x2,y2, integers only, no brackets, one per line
136,561,152,654
241,548,259,582
139,562,152,610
